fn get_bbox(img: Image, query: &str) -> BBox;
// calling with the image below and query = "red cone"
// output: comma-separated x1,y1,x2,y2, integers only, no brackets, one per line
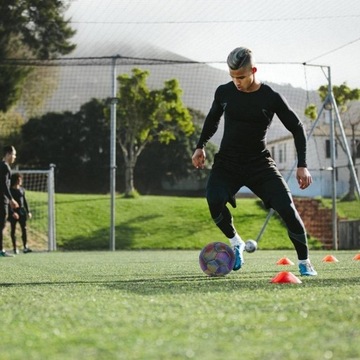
353,254,360,261
270,271,302,284
322,255,339,262
276,257,295,265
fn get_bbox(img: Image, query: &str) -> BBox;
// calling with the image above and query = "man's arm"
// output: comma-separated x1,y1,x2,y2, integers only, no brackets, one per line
0,164,18,207
196,88,224,150
275,93,312,189
275,93,307,168
0,165,12,201
192,89,224,169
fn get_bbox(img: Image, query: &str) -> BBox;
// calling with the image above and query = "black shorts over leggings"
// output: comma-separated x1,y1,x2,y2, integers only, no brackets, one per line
206,152,305,235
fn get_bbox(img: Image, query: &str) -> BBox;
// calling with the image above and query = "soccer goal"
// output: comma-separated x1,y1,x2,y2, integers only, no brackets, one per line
4,164,56,252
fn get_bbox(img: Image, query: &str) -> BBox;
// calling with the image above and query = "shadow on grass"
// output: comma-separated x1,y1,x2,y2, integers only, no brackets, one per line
56,196,108,205
101,274,360,294
2,274,360,295
59,214,161,250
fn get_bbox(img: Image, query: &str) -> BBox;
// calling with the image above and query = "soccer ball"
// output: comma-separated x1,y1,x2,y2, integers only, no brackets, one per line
199,242,235,277
245,239,257,253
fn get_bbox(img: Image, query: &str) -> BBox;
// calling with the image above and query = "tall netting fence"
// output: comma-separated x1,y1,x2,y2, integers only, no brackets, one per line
2,57,359,200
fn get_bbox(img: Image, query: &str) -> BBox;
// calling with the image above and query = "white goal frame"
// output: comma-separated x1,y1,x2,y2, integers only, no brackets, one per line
12,164,56,251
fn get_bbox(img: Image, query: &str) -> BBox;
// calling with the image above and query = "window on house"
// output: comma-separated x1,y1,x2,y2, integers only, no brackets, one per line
279,148,283,163
278,144,286,163
271,146,275,160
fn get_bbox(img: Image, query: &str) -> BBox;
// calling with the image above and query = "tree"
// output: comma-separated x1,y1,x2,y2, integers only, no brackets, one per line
17,96,208,195
305,82,360,200
0,0,76,112
136,122,217,194
19,99,110,193
114,68,195,197
19,65,60,118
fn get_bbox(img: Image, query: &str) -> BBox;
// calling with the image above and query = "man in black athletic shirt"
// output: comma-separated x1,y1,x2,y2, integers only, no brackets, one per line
0,145,19,257
192,47,317,276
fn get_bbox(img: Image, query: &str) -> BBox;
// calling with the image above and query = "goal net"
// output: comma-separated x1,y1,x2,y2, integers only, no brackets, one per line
30,57,357,199
3,57,358,200
4,165,56,252
2,56,359,250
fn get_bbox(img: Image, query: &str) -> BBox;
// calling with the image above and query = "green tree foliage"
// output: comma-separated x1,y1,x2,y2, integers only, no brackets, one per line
134,107,217,194
113,68,195,196
0,0,76,112
0,109,24,146
136,123,217,194
304,104,318,121
305,83,360,119
19,99,110,193
18,97,212,194
20,66,60,118
317,83,360,112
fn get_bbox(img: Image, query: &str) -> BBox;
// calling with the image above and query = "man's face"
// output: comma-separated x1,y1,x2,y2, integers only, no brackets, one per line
229,66,256,92
6,149,16,164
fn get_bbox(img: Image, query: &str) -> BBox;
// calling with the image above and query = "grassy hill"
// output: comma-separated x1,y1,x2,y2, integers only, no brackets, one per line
54,194,324,251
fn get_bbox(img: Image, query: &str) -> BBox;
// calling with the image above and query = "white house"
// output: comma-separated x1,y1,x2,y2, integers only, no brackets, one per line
265,122,360,198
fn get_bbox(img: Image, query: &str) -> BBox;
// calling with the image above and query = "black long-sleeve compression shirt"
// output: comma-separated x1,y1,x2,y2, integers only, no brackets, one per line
0,161,13,204
196,82,308,168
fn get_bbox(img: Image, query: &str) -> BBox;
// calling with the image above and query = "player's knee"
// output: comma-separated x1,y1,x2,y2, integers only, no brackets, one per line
206,192,226,218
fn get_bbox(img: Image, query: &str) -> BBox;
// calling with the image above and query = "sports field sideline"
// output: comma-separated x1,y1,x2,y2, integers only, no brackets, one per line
1,249,359,360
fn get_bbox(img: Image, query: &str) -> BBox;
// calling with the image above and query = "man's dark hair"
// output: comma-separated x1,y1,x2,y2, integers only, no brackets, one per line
227,47,254,70
10,173,22,187
3,145,15,156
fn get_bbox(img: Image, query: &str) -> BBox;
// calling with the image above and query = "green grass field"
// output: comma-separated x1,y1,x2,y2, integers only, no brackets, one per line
53,194,340,251
1,250,360,359
2,194,359,358
7,193,358,252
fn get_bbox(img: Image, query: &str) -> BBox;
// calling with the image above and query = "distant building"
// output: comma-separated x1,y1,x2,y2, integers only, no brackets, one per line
266,122,360,198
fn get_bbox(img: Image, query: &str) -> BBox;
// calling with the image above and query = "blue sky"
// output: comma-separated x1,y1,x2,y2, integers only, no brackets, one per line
65,0,360,89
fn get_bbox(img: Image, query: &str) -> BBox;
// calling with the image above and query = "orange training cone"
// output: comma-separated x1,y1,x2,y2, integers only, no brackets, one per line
353,254,360,261
276,257,295,265
270,271,302,284
322,255,339,262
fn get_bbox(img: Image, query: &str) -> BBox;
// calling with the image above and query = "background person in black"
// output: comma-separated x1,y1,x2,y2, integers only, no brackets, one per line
0,145,19,257
192,47,317,276
9,173,32,254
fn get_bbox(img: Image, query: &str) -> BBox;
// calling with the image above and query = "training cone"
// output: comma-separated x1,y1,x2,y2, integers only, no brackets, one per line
270,271,302,284
276,257,295,265
353,254,360,261
322,255,339,262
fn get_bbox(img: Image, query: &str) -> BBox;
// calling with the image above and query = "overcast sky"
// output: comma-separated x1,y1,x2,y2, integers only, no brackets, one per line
65,0,360,90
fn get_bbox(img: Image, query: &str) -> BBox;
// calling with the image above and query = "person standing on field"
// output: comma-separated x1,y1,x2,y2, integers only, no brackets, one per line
0,145,19,257
192,47,317,276
9,173,32,254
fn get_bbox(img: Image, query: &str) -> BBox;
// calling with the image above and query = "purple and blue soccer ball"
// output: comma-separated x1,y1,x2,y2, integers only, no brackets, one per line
199,242,235,277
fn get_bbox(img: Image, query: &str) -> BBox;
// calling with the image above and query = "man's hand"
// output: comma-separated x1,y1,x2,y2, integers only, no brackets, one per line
192,148,206,169
296,167,312,190
9,199,19,209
